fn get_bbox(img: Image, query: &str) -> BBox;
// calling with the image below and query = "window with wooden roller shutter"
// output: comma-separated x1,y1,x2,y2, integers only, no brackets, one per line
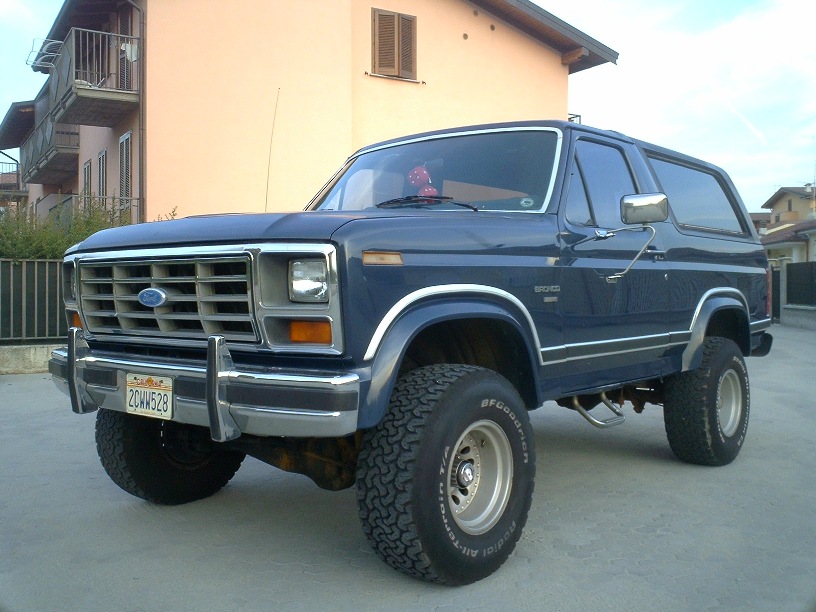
371,8,416,80
82,160,92,196
119,132,132,199
98,150,107,197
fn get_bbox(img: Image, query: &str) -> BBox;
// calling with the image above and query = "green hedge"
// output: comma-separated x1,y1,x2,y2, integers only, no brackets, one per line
0,201,131,260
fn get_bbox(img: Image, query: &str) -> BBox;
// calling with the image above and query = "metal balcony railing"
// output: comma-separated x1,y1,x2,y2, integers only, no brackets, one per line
0,162,23,192
43,193,139,225
51,28,140,127
19,115,79,185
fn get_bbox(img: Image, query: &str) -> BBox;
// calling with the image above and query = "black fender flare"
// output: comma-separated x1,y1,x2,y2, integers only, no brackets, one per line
357,296,543,429
682,291,750,371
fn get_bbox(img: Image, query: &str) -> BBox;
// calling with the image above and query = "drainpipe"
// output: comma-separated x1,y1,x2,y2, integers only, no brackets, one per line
125,0,146,223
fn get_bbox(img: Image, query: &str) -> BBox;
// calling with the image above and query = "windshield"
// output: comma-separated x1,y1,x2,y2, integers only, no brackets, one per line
308,129,560,212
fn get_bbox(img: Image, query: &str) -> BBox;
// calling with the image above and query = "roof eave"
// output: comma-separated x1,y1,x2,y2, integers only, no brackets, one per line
761,239,807,248
33,0,120,74
0,101,36,150
761,187,813,209
469,0,618,73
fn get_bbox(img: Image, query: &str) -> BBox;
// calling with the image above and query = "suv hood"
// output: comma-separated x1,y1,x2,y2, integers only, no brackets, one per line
68,212,365,254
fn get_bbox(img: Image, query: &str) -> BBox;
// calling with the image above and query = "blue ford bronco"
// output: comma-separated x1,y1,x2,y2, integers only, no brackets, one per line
50,120,773,585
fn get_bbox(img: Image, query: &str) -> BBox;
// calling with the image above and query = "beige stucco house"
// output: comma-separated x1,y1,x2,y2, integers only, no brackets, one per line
0,0,616,222
760,185,816,264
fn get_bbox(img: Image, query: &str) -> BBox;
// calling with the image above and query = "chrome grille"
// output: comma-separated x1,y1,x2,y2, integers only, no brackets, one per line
78,256,257,342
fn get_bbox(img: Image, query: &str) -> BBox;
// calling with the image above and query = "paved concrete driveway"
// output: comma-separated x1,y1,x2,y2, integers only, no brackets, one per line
2,325,815,612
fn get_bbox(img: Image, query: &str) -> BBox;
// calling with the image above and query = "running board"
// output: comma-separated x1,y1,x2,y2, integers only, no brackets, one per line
572,392,626,428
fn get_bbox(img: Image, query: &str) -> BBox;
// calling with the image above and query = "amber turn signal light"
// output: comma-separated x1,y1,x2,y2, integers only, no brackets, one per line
71,312,83,329
289,320,332,344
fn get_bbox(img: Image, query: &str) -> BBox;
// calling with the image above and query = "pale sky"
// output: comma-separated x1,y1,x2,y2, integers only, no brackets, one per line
2,0,815,212
540,0,816,212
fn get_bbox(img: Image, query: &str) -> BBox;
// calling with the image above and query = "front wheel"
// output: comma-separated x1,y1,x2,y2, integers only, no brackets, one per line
663,337,750,466
95,409,245,504
356,365,535,585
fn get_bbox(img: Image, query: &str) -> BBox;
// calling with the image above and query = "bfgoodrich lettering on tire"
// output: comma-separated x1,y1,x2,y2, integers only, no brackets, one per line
355,364,535,585
663,337,750,466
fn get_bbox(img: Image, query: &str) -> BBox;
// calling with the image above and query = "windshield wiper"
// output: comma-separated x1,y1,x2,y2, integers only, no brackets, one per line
375,195,479,211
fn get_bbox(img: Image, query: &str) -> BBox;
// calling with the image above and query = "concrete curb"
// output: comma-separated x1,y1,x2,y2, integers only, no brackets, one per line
0,344,61,374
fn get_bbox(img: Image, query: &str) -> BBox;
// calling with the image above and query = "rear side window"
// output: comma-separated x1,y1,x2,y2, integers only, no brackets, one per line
648,156,744,233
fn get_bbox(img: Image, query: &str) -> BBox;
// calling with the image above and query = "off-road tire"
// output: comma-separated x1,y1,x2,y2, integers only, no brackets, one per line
356,364,535,585
664,337,749,466
95,409,245,505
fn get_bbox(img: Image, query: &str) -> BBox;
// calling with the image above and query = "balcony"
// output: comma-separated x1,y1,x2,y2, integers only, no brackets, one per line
0,161,25,197
20,115,79,186
50,28,140,127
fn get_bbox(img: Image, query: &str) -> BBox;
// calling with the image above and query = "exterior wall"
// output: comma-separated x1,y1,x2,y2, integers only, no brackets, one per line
349,0,569,149
768,193,815,224
144,0,570,220
27,184,47,203
75,113,139,210
767,244,807,265
77,126,111,196
144,0,354,219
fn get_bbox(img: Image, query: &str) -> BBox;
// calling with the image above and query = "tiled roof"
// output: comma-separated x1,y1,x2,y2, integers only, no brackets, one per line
761,219,816,246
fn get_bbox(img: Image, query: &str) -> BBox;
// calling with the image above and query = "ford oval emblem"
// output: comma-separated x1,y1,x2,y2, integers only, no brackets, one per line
138,287,168,308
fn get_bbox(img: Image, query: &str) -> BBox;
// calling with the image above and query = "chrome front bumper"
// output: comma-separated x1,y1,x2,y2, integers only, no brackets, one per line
50,328,360,441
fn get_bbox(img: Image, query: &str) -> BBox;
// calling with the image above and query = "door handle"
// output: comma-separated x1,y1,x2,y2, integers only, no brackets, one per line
646,246,666,261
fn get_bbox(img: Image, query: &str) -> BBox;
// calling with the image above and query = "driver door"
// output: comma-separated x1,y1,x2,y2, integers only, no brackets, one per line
556,136,671,394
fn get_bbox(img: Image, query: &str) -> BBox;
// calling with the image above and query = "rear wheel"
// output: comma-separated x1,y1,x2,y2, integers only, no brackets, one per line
356,364,535,585
95,409,245,504
663,337,750,466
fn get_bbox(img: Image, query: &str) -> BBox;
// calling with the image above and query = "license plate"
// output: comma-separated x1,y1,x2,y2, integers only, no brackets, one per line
126,373,173,420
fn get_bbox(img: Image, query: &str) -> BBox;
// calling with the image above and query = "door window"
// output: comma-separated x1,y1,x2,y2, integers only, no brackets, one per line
565,140,637,228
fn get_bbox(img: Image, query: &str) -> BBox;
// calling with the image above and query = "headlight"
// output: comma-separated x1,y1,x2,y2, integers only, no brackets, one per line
289,259,328,303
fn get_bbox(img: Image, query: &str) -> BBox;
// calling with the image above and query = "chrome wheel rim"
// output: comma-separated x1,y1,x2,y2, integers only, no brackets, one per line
718,369,742,437
447,420,513,535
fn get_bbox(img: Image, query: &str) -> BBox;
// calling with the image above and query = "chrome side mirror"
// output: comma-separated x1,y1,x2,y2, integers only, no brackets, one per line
621,193,668,225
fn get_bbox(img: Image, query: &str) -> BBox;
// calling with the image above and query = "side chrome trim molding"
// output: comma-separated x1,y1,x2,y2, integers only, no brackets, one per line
363,284,544,363
539,333,687,366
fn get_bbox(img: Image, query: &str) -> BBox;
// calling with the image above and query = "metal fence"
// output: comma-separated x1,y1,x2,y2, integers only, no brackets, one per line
787,261,816,307
0,259,66,344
